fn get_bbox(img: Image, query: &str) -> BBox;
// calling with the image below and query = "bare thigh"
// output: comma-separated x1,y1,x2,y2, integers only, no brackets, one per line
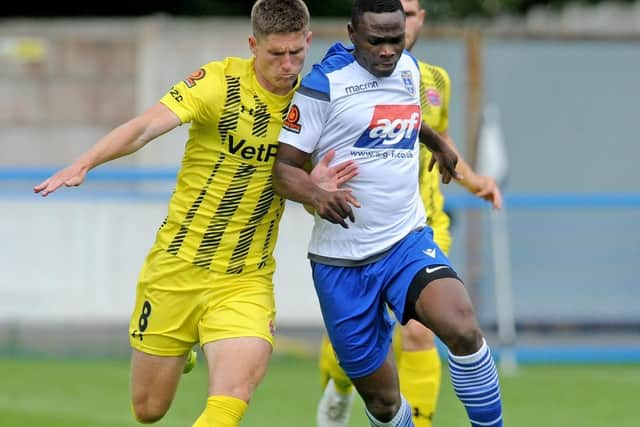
202,336,273,402
130,349,188,420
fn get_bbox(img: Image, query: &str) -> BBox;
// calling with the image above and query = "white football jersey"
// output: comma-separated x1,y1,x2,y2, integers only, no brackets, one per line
279,43,427,262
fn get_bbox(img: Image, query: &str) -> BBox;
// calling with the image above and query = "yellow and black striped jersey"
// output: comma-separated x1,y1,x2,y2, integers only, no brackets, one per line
418,60,452,254
156,57,298,274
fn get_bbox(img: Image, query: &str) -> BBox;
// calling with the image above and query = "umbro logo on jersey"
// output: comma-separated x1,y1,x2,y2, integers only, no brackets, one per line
423,248,436,258
353,105,420,149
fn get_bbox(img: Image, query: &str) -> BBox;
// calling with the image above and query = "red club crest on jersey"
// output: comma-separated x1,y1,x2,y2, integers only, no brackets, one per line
283,104,302,134
425,88,441,106
354,104,421,149
184,68,206,88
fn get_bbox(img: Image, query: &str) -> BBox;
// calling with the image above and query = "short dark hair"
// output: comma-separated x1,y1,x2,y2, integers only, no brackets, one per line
351,0,404,30
251,0,310,39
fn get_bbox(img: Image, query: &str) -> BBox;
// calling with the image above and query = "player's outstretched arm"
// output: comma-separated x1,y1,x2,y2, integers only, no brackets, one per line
439,131,503,210
34,103,180,197
273,144,358,228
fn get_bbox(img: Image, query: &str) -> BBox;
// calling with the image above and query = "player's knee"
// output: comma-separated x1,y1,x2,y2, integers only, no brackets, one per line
131,398,170,424
225,384,253,403
360,388,401,422
432,299,481,354
442,318,482,355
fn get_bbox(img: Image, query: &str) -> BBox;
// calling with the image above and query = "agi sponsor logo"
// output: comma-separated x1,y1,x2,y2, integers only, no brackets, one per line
354,104,420,149
350,150,414,160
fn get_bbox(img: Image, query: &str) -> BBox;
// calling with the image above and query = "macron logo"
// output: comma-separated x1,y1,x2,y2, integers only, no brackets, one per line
354,105,420,149
345,81,379,95
423,248,436,258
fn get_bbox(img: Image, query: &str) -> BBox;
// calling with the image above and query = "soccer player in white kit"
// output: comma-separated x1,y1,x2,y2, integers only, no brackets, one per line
273,1,505,426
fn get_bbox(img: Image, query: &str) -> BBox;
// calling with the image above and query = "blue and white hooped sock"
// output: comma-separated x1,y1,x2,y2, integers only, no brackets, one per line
365,395,414,427
448,338,504,426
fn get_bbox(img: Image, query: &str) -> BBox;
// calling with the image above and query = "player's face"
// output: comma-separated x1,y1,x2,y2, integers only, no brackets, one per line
401,0,425,51
349,10,405,78
250,31,312,95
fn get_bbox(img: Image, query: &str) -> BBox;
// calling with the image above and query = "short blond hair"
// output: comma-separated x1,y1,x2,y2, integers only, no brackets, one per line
251,0,310,39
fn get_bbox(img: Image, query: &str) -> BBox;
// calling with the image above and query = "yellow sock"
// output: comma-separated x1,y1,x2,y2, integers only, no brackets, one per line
398,348,442,427
130,401,140,422
192,395,248,427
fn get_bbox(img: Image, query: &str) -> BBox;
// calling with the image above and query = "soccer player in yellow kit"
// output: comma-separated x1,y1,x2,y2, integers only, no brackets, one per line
34,1,354,426
315,1,503,426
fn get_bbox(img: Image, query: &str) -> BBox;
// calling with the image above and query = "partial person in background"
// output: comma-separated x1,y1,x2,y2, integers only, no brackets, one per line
34,1,356,426
274,1,505,426
315,0,502,426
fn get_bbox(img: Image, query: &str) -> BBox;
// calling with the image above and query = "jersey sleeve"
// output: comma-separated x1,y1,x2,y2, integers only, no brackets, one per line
417,63,453,253
159,62,223,125
418,144,452,254
278,66,331,153
432,65,451,133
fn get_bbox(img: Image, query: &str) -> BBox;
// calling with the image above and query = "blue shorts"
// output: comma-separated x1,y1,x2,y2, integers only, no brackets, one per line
311,227,454,379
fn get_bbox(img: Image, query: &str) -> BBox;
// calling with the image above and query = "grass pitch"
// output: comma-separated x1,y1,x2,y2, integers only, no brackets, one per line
0,355,638,426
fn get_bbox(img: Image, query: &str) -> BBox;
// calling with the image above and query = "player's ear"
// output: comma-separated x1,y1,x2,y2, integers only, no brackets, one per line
305,30,313,48
347,23,355,44
248,35,257,56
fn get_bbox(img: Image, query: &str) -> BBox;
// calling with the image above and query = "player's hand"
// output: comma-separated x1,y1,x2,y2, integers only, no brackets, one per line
33,164,88,197
313,188,358,229
309,149,360,226
474,175,503,209
428,148,462,184
310,149,359,191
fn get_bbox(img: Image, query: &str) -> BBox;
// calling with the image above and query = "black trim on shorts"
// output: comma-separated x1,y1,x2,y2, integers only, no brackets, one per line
402,265,461,324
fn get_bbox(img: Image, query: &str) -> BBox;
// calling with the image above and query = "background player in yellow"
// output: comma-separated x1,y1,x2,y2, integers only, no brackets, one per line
315,1,503,426
34,1,356,426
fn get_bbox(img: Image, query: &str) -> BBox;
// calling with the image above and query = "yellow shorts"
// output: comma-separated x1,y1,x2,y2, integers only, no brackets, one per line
129,247,276,356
